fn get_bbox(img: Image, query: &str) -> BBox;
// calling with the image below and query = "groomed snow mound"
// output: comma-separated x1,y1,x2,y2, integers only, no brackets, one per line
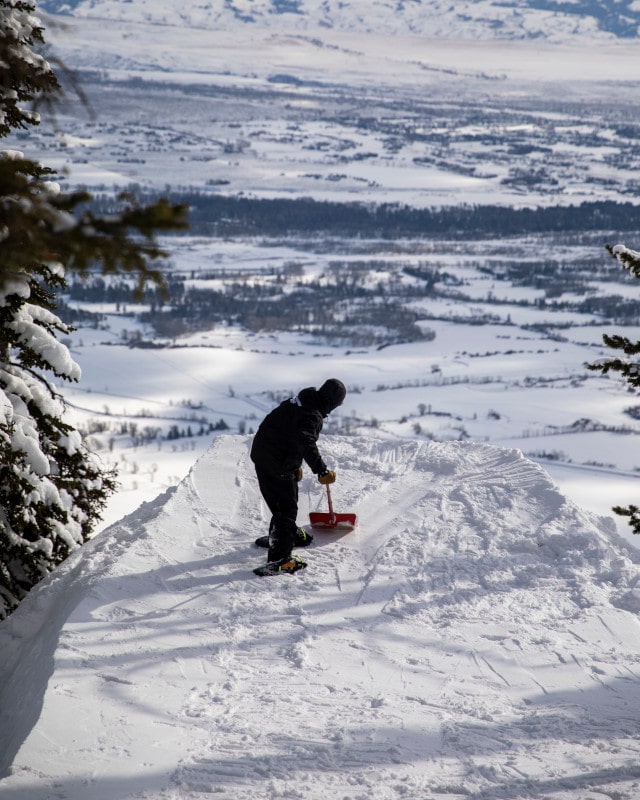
2,435,640,800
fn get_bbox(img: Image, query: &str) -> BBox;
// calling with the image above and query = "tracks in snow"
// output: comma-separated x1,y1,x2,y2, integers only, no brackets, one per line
7,434,640,800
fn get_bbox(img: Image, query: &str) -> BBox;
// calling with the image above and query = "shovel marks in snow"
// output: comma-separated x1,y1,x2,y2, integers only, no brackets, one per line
165,436,640,800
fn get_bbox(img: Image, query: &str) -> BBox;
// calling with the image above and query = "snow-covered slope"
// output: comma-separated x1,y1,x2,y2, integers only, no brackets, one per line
40,0,635,41
1,434,640,799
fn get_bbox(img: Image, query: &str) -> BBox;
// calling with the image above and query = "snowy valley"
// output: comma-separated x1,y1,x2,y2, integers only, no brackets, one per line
6,6,639,538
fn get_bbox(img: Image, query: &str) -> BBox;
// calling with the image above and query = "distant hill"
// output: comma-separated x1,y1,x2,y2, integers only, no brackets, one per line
40,0,640,41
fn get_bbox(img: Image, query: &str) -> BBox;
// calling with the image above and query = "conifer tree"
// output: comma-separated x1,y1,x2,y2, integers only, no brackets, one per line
0,0,187,617
588,244,640,534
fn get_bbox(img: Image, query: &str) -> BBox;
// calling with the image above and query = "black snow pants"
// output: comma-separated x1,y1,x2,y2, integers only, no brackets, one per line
255,467,299,562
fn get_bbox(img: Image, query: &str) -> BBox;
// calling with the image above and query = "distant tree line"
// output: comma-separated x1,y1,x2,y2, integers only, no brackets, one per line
91,193,640,239
140,275,432,347
67,276,184,307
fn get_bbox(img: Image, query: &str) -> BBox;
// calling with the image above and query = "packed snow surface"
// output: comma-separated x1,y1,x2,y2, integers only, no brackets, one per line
2,434,640,799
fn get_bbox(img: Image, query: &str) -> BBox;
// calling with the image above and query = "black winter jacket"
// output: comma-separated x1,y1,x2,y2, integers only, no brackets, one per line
250,387,329,477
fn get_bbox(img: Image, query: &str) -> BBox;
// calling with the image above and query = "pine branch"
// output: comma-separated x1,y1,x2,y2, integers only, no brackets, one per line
588,357,640,387
606,243,640,281
601,334,640,355
0,1,188,619
612,504,640,535
0,157,189,297
588,244,640,533
0,0,61,136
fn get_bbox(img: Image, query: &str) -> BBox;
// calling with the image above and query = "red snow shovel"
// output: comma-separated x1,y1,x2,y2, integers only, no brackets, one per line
309,484,357,530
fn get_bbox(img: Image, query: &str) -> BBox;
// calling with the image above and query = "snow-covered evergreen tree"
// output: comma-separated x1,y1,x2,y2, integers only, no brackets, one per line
0,0,187,617
589,244,640,534
0,260,117,614
0,0,59,139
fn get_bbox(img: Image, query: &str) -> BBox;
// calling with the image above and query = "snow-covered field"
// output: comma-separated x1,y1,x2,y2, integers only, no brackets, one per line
38,0,636,41
2,434,640,799
56,231,640,550
17,14,640,208
14,10,640,551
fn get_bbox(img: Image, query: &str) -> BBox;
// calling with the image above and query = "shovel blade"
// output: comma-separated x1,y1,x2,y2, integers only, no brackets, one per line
309,511,358,531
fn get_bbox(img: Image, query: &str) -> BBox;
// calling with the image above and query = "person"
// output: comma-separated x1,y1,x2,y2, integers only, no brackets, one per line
250,378,346,576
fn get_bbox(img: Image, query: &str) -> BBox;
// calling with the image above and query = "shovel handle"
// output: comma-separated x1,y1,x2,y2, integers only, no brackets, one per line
326,483,336,524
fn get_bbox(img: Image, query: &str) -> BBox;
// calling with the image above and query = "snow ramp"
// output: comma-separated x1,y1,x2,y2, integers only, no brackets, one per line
2,435,640,800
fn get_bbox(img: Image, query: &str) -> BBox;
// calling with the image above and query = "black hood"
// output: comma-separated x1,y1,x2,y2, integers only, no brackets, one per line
318,378,346,414
296,379,346,416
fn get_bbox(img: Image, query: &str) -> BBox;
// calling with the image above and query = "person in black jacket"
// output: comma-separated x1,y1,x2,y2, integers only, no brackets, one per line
250,378,346,575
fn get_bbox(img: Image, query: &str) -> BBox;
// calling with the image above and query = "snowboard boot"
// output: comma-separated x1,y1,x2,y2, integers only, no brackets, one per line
294,527,314,547
253,554,307,577
254,527,313,549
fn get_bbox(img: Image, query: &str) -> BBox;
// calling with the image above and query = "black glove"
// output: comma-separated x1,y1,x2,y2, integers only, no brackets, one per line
295,467,303,482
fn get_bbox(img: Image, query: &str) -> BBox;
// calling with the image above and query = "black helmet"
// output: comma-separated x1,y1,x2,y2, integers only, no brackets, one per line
318,378,346,413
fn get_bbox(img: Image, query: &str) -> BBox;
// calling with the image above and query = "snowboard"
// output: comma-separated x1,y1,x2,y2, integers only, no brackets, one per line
254,529,313,549
253,556,307,576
